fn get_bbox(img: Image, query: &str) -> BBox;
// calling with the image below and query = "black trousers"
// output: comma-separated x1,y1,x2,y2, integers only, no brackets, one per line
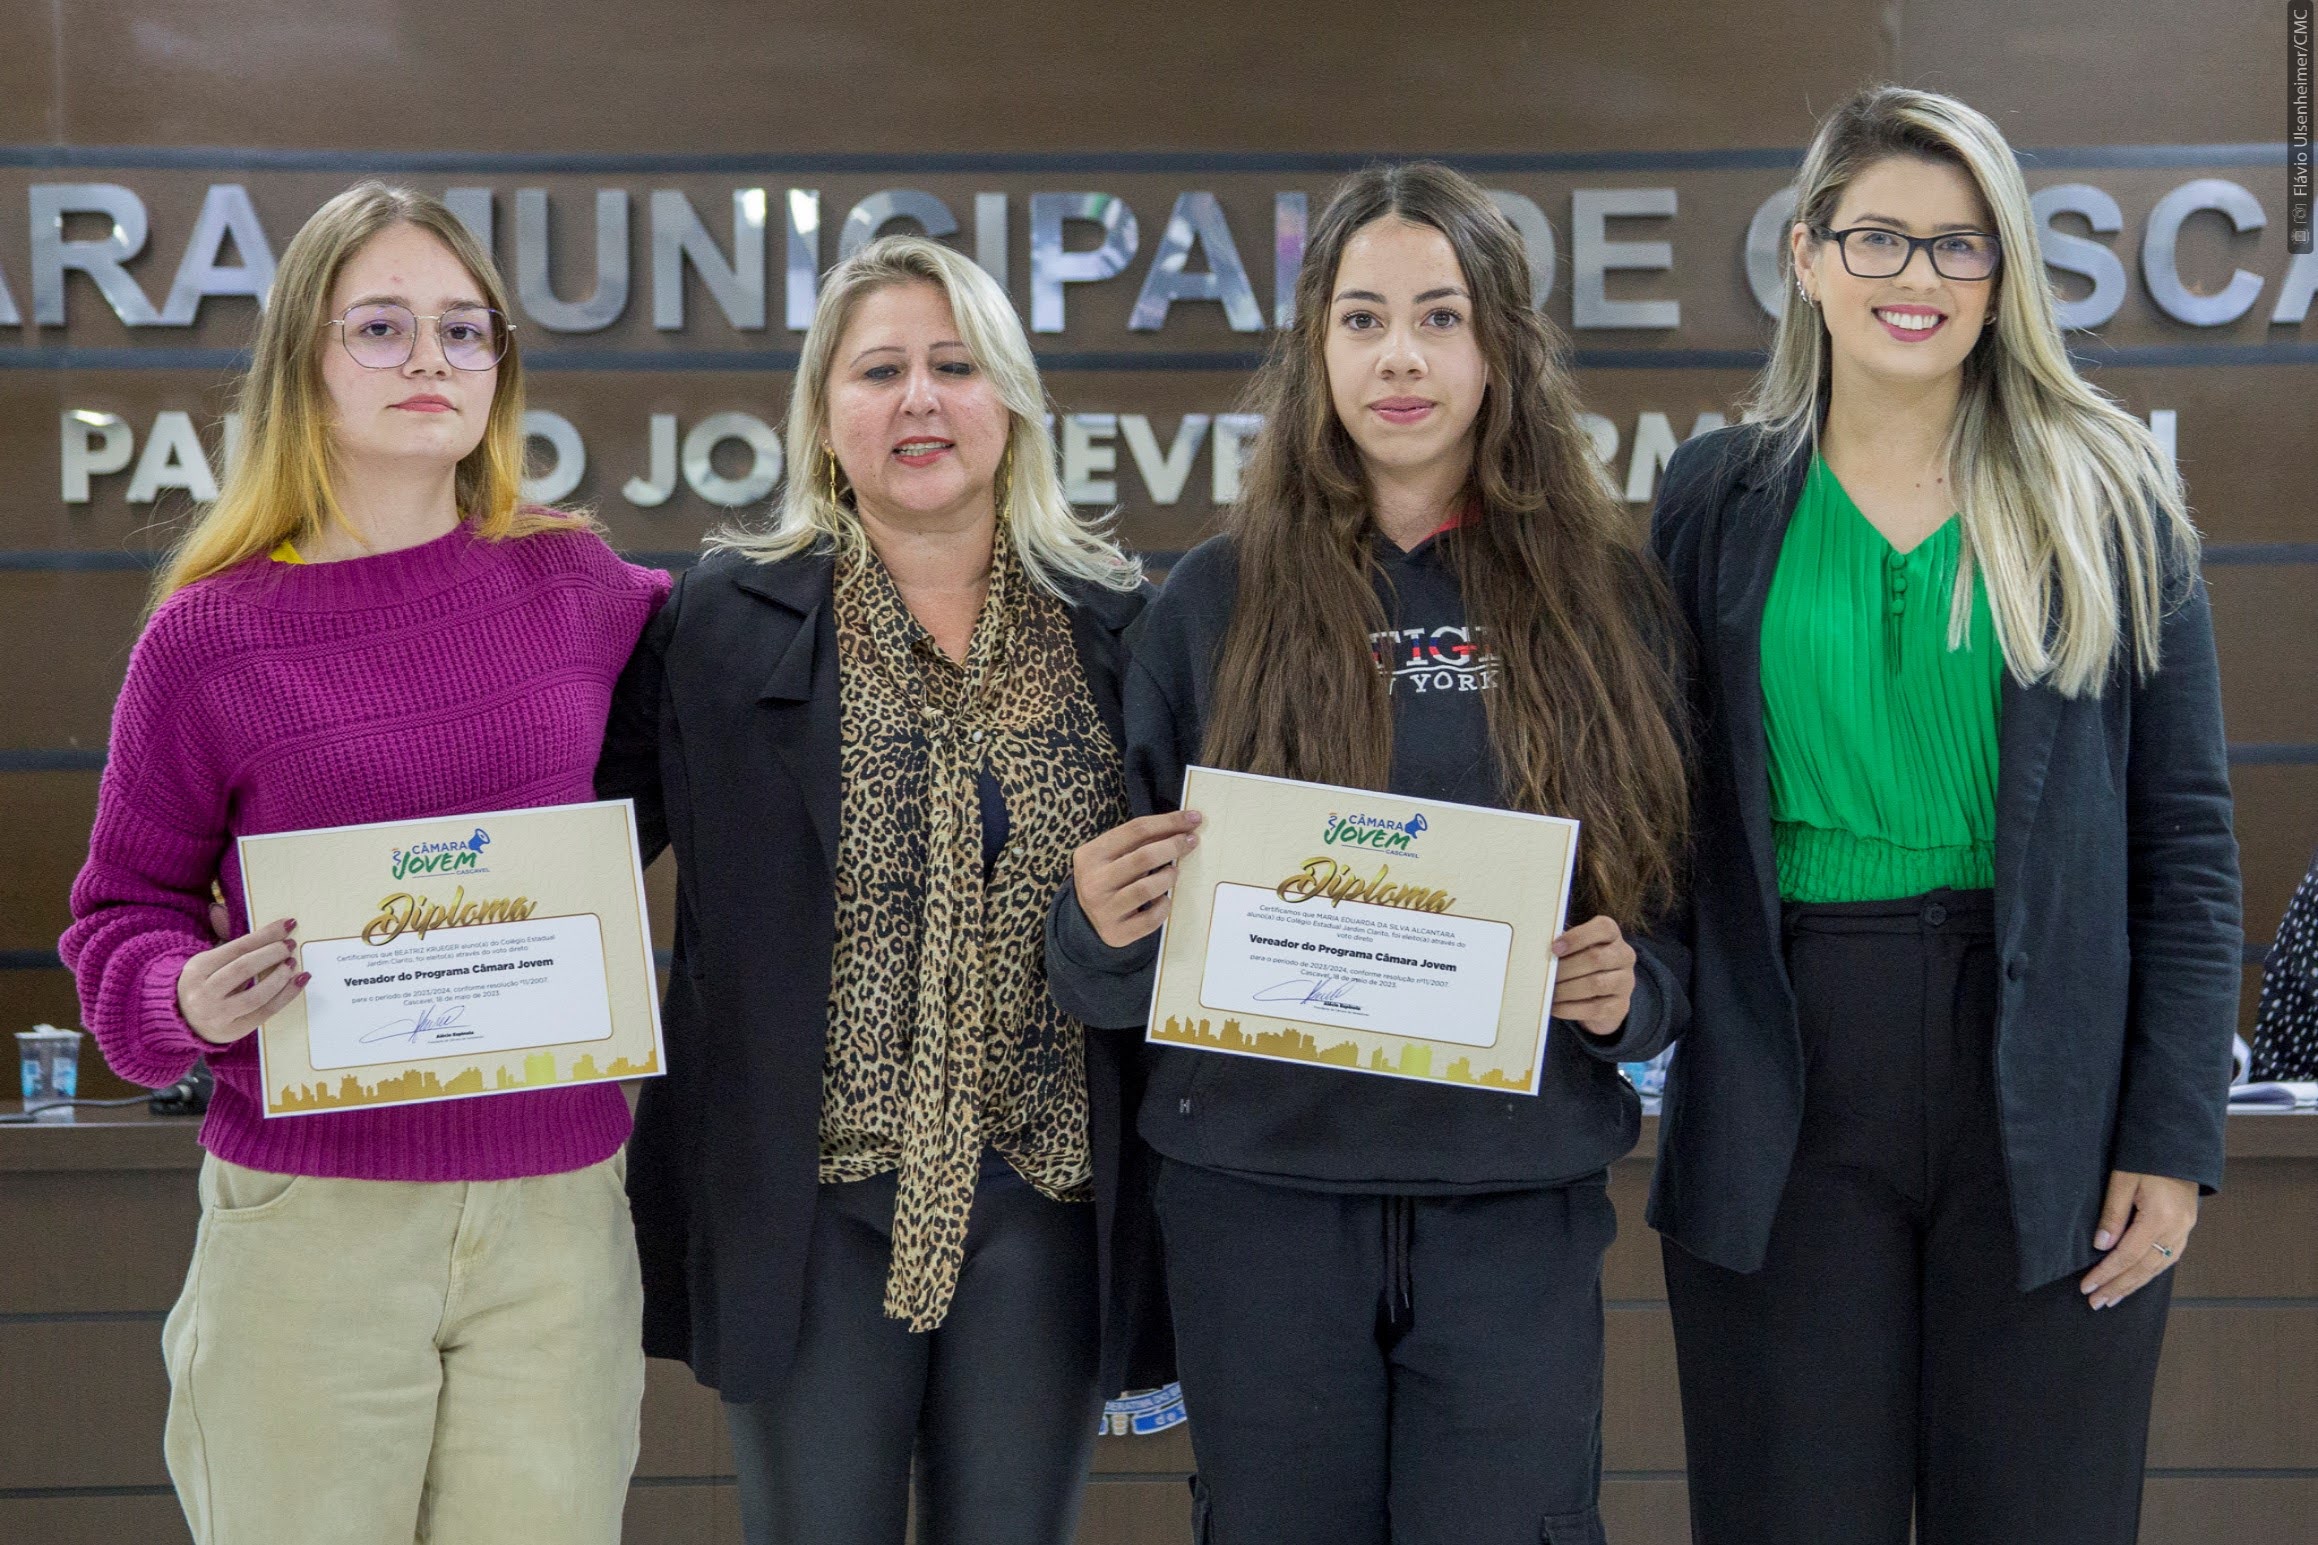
1663,889,2173,1545
1154,1156,1616,1545
723,1154,1103,1545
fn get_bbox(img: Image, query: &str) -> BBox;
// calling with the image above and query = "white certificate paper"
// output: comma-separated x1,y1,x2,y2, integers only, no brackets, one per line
1147,767,1579,1093
299,914,614,1071
238,800,664,1117
1197,883,1513,1048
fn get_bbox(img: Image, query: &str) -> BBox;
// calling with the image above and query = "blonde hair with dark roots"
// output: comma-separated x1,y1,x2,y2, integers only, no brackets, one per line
1752,84,2197,696
1202,163,1689,928
708,234,1140,597
152,180,581,609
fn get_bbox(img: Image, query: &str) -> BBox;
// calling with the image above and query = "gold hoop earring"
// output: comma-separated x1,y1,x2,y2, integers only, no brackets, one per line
822,446,845,509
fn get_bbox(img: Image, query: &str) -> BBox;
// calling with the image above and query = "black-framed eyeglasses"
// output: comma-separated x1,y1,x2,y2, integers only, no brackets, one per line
1814,225,2002,282
321,303,514,370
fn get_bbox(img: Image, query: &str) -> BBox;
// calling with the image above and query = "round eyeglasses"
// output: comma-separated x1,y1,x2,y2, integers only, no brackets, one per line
321,303,514,371
1815,225,2002,282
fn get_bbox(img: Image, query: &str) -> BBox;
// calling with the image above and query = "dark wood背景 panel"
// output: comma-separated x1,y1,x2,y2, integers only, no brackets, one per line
0,1169,193,1314
2145,1306,2318,1469
1896,0,2285,146
2235,766,2318,941
2138,1476,2318,1545
0,1318,172,1490
0,1494,188,1545
2,772,100,954
43,0,1889,157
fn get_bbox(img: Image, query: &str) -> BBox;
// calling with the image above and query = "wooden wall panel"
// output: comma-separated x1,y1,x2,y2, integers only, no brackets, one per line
0,1175,190,1312
2238,768,2318,940
44,0,1888,156
635,1356,728,1480
2140,1478,2318,1545
0,571,148,752
1603,1308,1688,1472
1076,1476,1193,1545
620,1482,723,1545
0,1496,188,1545
1898,0,2282,145
2146,1307,2318,1469
2179,1153,2318,1298
1,1117,2310,1544
2210,567,2318,747
5,773,100,953
0,1320,172,1489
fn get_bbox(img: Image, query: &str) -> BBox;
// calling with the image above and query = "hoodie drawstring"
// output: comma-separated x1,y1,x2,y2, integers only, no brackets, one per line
1380,1195,1416,1333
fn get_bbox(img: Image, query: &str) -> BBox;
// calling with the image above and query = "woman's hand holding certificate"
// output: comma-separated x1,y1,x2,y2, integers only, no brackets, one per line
1073,810,1205,947
1546,914,1639,1039
177,915,309,1047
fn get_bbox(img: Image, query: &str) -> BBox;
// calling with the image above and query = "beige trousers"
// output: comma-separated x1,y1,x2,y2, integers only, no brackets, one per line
161,1152,645,1545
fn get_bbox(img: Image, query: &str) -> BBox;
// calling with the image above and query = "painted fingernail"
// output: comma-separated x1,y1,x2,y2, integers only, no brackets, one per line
294,973,312,987
2094,1230,2114,1249
284,918,298,933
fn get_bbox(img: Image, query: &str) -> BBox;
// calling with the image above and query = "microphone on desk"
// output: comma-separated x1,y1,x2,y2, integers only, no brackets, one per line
148,1060,212,1117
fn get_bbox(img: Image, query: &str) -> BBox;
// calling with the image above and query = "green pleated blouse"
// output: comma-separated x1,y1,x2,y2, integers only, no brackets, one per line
1759,455,2003,903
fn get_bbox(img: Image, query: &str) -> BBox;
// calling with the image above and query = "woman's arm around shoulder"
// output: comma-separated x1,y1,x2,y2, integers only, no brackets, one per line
594,559,687,868
1647,422,1761,604
1045,539,1233,1027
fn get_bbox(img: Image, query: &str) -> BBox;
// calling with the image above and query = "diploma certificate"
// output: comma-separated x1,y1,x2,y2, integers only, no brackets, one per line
1146,768,1578,1094
237,800,664,1118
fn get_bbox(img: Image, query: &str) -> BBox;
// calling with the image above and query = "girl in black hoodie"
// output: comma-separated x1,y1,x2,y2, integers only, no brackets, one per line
1046,163,1691,1545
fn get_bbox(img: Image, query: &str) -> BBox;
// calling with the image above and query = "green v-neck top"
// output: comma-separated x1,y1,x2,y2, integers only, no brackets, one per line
1759,455,2002,903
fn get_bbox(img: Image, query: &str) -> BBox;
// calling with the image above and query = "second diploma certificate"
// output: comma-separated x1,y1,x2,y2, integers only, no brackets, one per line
1146,767,1579,1094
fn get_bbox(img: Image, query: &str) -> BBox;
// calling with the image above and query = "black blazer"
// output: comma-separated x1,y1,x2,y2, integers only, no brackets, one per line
596,545,1168,1402
1648,424,2242,1292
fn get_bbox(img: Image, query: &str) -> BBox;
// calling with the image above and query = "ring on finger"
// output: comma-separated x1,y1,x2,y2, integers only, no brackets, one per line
2152,1242,2175,1260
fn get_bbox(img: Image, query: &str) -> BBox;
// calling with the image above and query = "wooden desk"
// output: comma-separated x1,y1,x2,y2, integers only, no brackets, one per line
4,1111,2312,1544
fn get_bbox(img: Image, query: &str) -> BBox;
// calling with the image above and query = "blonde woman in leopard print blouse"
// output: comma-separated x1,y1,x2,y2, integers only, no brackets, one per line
597,236,1164,1545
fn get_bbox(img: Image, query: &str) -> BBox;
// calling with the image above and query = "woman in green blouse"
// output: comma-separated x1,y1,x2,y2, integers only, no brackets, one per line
1647,87,2239,1544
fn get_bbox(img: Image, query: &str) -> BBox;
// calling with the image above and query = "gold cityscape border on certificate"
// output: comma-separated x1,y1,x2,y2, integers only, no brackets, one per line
237,800,664,1119
1144,766,1580,1094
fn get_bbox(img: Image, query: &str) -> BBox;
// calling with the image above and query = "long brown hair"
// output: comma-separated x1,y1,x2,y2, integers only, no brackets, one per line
1202,163,1688,926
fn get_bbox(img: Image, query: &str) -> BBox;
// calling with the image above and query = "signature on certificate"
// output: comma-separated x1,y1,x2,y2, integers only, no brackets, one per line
1251,976,1366,1013
360,1002,476,1046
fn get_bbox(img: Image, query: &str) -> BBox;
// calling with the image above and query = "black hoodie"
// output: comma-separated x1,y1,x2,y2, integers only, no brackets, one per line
1045,528,1689,1193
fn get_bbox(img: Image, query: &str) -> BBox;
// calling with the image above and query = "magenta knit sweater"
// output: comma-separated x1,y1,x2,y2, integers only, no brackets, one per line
59,522,670,1181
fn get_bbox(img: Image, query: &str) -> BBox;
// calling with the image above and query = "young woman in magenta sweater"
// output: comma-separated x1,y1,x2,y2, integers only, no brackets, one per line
60,183,667,1545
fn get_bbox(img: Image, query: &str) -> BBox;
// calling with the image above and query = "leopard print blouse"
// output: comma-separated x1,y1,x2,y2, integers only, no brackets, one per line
822,542,1127,1330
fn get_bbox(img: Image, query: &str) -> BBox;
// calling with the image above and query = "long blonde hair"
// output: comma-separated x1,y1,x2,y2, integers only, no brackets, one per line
708,234,1140,596
152,181,576,608
1750,85,2196,697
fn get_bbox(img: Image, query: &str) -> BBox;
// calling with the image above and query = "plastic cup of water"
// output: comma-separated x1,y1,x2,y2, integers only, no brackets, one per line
15,1025,83,1121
